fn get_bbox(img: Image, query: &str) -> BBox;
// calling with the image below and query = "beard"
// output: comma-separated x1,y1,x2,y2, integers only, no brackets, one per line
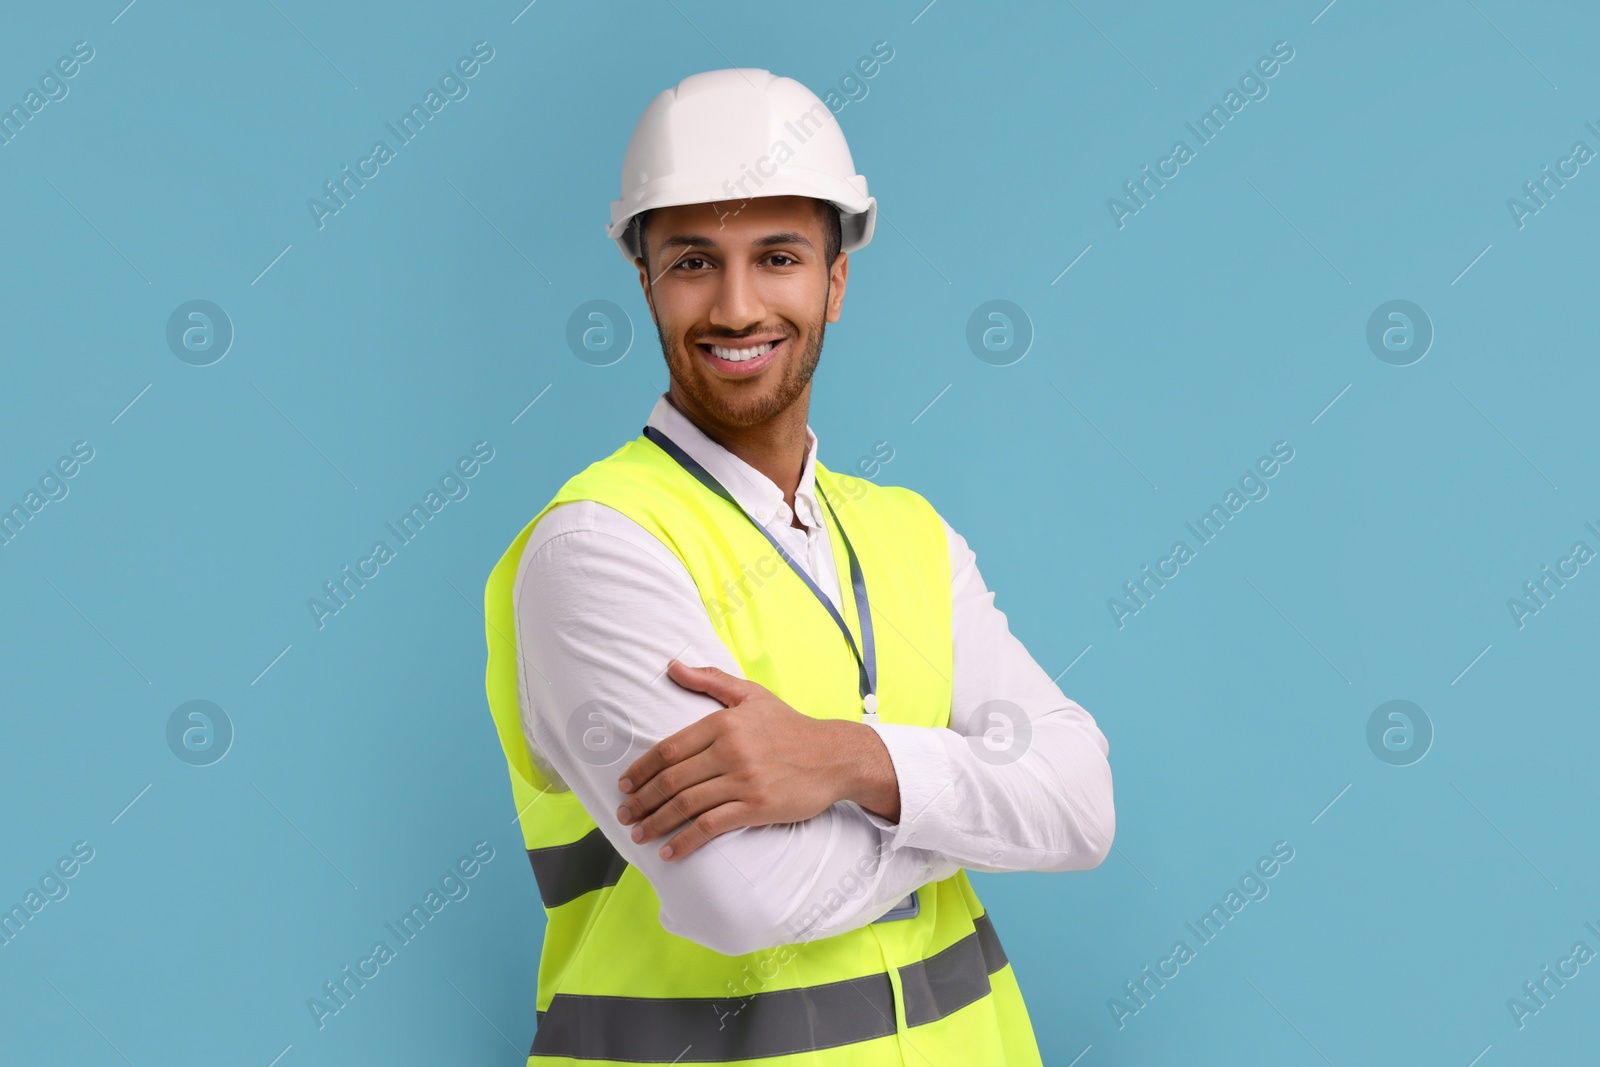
655,294,828,431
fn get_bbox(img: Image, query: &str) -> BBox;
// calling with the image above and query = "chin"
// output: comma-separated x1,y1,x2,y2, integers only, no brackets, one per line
700,386,786,427
679,368,789,426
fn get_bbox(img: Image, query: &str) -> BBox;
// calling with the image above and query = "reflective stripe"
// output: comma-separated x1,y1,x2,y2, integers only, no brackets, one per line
530,913,1011,1062
901,911,1009,1027
527,828,629,909
535,972,896,1062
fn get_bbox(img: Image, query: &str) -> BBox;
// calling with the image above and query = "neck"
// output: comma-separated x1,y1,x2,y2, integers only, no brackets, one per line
664,384,811,514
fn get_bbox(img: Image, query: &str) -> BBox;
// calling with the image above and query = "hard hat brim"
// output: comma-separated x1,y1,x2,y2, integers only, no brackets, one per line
608,171,876,263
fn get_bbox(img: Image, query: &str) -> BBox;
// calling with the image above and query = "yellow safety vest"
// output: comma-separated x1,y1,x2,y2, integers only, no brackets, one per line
481,431,1044,1065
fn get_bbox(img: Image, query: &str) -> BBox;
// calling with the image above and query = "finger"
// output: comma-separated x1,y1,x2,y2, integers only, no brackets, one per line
618,715,717,795
629,777,742,845
660,801,754,861
618,748,723,827
666,660,764,707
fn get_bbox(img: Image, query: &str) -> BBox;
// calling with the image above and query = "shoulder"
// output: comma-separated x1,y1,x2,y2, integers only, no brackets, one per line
487,434,684,616
818,464,939,522
506,434,679,573
820,467,973,578
827,469,957,554
556,435,676,497
515,498,689,593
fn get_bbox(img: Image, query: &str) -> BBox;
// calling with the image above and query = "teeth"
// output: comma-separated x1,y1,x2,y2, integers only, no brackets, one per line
709,341,774,362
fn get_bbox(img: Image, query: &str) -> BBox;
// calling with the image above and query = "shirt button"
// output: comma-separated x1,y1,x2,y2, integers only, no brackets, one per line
755,506,772,523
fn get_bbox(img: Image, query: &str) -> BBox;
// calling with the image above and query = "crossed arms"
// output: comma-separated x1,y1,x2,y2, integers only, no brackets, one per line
513,499,1114,956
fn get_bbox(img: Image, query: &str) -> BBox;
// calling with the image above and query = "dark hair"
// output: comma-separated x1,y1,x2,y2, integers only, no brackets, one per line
815,200,843,266
633,199,842,270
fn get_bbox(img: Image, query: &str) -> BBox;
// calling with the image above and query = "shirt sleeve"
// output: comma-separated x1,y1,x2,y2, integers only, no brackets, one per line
859,515,1115,874
513,500,960,957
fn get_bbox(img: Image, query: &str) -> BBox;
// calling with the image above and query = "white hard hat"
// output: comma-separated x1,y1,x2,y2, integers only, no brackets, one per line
607,68,876,263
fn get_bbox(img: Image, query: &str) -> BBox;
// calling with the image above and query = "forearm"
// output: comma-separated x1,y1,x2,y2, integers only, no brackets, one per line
867,712,1114,873
827,703,1112,875
826,719,900,823
871,516,1116,875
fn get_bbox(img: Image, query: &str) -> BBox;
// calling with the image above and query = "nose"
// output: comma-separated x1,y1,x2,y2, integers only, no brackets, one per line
707,258,766,335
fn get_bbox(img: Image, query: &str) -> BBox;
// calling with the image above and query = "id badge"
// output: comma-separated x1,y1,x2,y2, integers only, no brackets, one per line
874,890,919,922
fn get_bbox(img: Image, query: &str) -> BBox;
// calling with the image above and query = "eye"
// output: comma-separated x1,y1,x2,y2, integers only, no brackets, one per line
766,253,799,267
672,255,712,271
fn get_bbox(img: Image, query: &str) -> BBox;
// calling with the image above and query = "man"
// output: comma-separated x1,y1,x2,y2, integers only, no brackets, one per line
481,68,1114,1065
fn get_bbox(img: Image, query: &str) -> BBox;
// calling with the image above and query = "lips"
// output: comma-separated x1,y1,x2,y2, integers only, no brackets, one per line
695,336,785,377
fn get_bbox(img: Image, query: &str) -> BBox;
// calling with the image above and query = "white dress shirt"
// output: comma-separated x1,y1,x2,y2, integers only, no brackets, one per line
511,394,1114,956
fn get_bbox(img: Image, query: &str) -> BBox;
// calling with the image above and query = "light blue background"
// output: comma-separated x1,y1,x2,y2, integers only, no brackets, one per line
2,1,1596,1063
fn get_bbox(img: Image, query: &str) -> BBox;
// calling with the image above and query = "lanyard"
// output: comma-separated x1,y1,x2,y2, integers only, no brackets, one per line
642,425,879,718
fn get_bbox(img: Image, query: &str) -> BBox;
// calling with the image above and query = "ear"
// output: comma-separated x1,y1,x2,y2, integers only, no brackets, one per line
635,257,659,325
825,251,849,324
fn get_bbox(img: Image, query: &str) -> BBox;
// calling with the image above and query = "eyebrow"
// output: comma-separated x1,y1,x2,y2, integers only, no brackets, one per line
656,231,816,256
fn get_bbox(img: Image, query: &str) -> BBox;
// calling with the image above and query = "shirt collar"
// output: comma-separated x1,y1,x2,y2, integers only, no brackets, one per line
646,393,822,528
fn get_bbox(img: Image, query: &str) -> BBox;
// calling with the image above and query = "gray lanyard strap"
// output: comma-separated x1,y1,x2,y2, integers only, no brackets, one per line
642,425,878,713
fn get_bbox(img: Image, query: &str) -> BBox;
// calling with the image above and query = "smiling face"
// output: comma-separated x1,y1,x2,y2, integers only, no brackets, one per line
635,195,849,438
